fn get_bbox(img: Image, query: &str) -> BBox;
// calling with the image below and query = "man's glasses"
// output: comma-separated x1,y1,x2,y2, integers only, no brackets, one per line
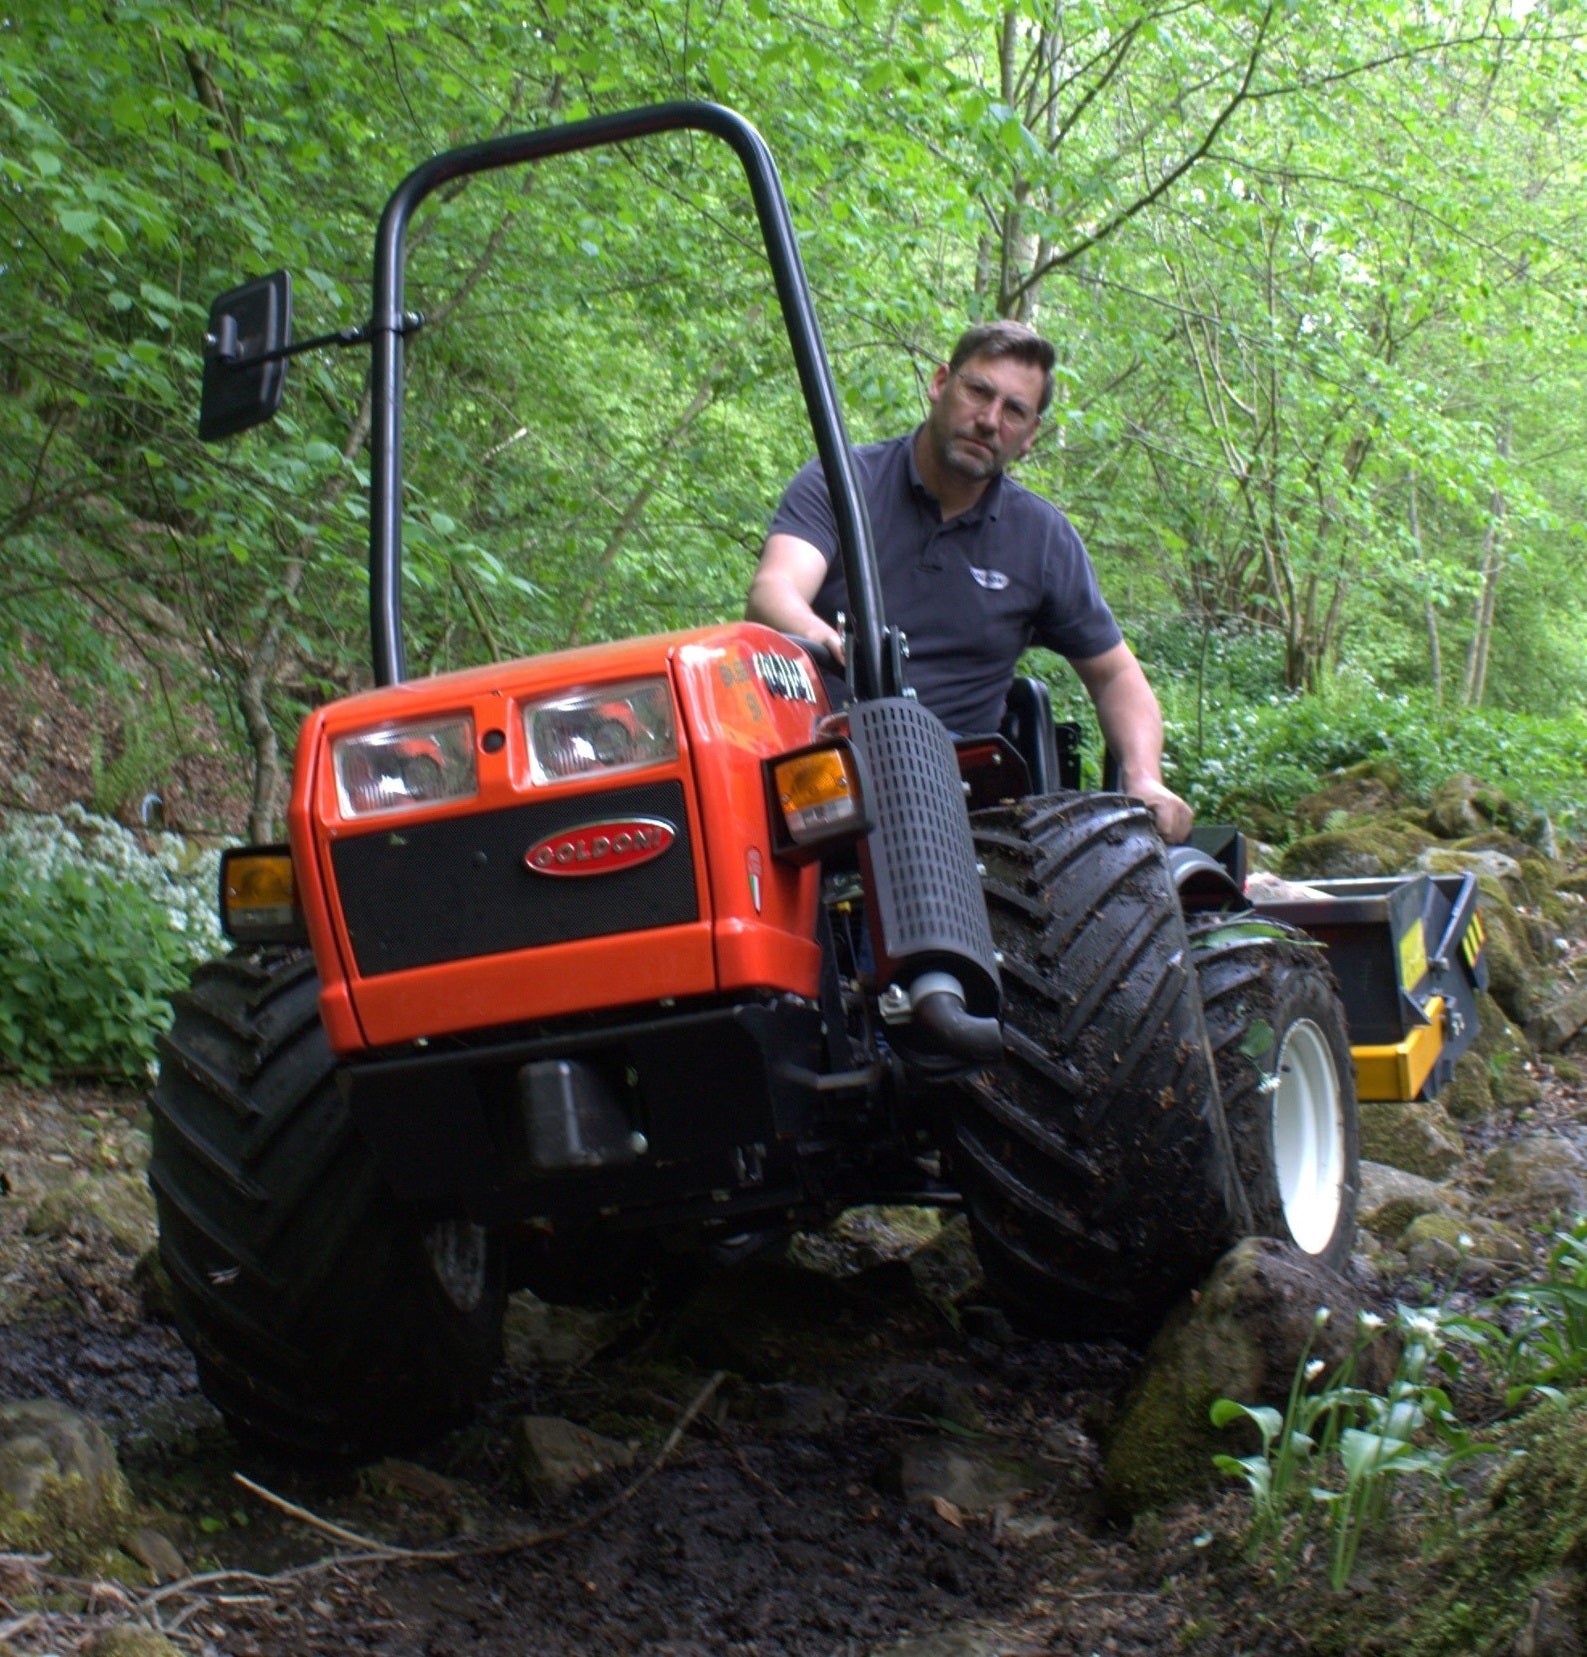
950,369,1039,429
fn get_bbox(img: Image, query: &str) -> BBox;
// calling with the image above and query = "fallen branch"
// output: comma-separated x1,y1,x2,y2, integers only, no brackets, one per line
233,1368,727,1566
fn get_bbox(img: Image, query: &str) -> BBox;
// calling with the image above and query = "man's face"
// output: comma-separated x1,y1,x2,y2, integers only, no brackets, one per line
923,353,1044,483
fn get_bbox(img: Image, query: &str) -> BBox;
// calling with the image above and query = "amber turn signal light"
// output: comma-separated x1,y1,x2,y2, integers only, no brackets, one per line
766,741,871,863
220,845,308,944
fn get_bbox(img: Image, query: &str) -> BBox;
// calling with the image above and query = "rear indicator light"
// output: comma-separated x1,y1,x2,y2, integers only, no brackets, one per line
524,678,676,784
333,715,477,818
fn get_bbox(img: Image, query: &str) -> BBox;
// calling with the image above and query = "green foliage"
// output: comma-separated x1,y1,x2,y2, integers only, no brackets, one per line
3,0,1586,832
0,809,224,1085
1449,1218,1587,1408
1170,677,1587,833
1214,1305,1484,1590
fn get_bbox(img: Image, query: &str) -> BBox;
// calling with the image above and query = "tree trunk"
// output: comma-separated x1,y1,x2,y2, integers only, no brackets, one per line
1408,475,1442,704
1461,424,1510,708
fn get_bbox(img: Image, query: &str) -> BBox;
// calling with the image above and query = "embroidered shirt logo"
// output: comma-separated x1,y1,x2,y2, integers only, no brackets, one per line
969,566,1009,591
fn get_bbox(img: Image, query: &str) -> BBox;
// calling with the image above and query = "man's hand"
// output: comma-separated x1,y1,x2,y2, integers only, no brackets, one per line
1126,776,1194,845
1070,642,1194,844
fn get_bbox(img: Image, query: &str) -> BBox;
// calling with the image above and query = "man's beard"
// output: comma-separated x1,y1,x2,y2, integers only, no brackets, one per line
942,432,1003,480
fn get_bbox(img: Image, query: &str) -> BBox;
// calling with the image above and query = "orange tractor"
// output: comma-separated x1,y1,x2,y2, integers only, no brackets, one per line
153,103,1384,1456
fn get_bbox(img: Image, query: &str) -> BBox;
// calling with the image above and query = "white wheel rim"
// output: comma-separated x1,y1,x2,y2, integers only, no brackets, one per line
424,1221,489,1313
1270,1018,1345,1256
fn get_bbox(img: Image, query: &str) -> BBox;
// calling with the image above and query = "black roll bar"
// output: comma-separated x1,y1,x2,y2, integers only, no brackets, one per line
368,101,891,700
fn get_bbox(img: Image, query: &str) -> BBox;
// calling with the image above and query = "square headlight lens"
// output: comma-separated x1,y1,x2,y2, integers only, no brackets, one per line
525,678,676,784
333,715,477,818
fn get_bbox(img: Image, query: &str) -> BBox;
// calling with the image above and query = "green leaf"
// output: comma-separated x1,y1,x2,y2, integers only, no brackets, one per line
1238,1019,1275,1059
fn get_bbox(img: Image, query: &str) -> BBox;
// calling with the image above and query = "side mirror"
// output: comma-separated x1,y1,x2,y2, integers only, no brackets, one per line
198,271,292,441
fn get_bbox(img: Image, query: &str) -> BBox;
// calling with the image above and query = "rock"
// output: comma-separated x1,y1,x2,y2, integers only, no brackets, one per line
1358,1100,1465,1179
80,1633,183,1657
1485,1136,1587,1222
1416,845,1526,902
511,1416,636,1499
1469,995,1544,1110
1400,1211,1528,1270
1496,1058,1545,1114
0,1399,135,1568
1245,871,1336,902
24,1172,156,1253
124,1524,186,1583
1427,774,1527,841
886,1437,1044,1514
1357,1161,1465,1240
790,1205,944,1279
1530,985,1587,1053
1279,823,1434,881
1441,1050,1496,1123
1294,767,1402,833
855,1362,985,1432
905,1212,983,1311
1101,1238,1392,1516
735,1382,849,1433
502,1292,633,1372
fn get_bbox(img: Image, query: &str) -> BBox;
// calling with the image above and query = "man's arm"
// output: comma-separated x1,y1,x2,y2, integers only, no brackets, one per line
745,533,846,663
1069,642,1193,843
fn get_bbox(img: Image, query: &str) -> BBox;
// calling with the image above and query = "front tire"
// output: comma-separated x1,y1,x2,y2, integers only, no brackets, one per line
949,793,1247,1341
1187,916,1359,1269
149,949,504,1457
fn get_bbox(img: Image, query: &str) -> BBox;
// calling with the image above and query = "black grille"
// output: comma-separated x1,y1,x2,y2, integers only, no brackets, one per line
331,780,697,976
850,697,999,1016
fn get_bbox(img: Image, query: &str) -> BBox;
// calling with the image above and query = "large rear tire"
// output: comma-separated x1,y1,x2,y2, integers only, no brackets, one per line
949,793,1248,1341
148,949,504,1457
1187,915,1360,1269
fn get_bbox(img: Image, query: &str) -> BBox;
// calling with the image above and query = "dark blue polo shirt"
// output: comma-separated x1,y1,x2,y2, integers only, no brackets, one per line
767,433,1122,732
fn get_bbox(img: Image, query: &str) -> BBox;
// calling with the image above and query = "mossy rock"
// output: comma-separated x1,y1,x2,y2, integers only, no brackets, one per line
1399,1210,1526,1265
23,1171,156,1255
1357,1101,1464,1179
1456,827,1553,862
1101,1239,1389,1517
1278,822,1434,881
1440,1050,1495,1124
1517,855,1568,906
1478,903,1546,1027
1428,774,1513,840
1357,1160,1464,1240
1293,769,1403,833
0,1400,137,1573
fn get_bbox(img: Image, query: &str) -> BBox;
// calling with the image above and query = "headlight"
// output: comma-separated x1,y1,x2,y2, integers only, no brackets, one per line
524,678,677,784
333,715,477,818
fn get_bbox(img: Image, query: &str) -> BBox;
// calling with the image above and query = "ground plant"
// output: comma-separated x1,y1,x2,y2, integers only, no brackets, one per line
1213,1303,1484,1590
0,807,224,1085
1448,1217,1587,1408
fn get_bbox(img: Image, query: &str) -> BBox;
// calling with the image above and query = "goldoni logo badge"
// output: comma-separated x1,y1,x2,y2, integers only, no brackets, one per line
525,817,676,876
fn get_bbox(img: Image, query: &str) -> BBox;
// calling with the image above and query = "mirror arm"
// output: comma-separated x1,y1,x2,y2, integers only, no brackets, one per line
206,312,424,371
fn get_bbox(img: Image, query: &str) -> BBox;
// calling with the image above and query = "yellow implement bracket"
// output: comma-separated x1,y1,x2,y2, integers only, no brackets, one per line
1351,996,1445,1103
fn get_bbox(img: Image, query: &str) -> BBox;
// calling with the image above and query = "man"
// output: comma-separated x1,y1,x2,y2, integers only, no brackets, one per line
746,319,1193,843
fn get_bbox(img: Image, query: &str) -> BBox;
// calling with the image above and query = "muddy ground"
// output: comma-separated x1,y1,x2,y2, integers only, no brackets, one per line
8,1069,1581,1657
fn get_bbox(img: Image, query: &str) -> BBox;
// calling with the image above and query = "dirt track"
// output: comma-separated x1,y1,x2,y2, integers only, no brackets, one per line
1,1079,1299,1657
10,1067,1584,1655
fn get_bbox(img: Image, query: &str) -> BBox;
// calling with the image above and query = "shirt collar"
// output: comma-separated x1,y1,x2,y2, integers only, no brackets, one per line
904,428,1006,524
